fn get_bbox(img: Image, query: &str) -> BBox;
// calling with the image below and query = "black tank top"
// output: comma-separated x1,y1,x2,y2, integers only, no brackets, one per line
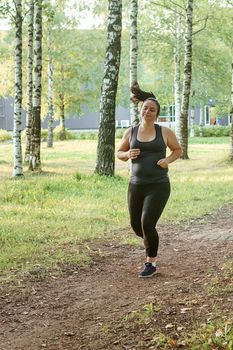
129,124,169,184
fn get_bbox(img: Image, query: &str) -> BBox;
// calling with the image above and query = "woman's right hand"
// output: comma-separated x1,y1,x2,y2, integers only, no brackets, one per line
127,148,140,160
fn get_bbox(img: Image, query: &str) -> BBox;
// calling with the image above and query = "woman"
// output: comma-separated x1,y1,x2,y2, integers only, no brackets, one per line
117,85,182,278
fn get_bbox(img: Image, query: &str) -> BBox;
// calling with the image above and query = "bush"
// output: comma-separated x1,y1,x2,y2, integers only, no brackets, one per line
41,129,48,141
53,126,76,141
115,128,126,139
75,132,98,140
0,129,12,142
194,125,231,137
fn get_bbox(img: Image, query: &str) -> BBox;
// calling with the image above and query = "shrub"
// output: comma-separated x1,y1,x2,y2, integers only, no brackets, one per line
115,128,125,139
53,126,76,141
75,132,98,140
0,129,12,142
194,125,231,137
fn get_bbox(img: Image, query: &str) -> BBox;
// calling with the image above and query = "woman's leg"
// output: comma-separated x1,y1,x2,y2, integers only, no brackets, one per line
128,183,144,238
141,182,171,259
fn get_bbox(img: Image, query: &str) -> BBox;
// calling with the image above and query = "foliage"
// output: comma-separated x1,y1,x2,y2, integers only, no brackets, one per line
53,126,76,140
194,125,231,137
0,129,12,142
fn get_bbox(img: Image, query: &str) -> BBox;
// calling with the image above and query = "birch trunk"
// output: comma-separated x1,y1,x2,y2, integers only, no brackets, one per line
12,0,23,177
47,27,54,148
180,0,193,159
95,0,122,176
174,13,181,141
190,105,195,137
29,0,42,171
199,102,204,137
25,0,34,163
231,42,233,160
59,95,65,129
130,0,138,124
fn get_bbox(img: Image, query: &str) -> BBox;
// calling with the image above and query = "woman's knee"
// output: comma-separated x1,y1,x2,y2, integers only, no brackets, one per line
141,218,156,238
131,221,143,238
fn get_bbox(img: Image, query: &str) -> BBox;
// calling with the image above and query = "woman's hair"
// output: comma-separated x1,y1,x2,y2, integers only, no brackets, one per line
131,83,160,117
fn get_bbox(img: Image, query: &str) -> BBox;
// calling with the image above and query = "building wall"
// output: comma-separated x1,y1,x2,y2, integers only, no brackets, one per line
0,96,27,130
0,96,231,131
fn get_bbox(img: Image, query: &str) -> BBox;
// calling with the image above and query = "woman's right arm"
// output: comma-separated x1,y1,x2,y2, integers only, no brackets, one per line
117,128,131,162
117,128,141,161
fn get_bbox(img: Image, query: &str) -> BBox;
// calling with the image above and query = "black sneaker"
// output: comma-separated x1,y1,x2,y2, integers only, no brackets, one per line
139,262,156,278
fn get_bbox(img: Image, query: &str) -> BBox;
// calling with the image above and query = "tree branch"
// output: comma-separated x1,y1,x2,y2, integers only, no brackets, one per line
150,1,186,18
169,0,186,11
192,16,209,36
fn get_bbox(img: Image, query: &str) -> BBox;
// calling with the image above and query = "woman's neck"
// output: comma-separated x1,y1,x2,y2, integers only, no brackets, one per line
141,120,155,129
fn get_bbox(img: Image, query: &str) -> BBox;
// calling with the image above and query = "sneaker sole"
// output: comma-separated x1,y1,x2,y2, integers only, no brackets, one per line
138,271,156,278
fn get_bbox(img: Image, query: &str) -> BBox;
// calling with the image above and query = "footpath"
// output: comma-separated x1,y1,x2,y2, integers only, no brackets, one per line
1,204,233,350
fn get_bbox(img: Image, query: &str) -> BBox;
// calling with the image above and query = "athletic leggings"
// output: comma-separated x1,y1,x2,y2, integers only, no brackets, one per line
128,182,171,257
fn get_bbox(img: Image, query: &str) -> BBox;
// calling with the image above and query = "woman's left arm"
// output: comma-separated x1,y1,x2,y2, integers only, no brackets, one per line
157,127,182,168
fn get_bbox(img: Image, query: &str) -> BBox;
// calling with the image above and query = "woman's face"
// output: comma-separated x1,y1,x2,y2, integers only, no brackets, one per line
141,100,158,122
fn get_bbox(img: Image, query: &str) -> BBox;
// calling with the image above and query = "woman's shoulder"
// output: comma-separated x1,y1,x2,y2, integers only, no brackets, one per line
160,125,174,135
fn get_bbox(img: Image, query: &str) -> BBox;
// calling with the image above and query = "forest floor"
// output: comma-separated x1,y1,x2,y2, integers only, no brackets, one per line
1,204,233,350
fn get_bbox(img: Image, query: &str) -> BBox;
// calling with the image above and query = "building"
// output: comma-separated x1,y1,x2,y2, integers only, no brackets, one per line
0,96,230,131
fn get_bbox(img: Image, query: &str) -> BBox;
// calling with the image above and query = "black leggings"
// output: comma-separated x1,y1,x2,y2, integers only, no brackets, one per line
128,182,170,257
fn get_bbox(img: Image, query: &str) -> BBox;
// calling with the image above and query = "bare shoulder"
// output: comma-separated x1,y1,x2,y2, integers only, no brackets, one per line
122,126,133,140
161,125,175,136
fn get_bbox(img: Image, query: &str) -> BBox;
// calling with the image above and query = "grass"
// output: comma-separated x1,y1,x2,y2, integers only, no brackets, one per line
0,138,233,278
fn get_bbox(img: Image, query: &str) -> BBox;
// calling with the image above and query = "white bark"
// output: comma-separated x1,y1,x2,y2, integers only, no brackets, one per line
199,102,204,137
95,0,122,176
25,0,34,163
190,105,195,137
130,0,138,124
13,0,23,177
231,40,233,159
174,13,181,141
29,0,42,171
47,26,54,148
180,0,193,159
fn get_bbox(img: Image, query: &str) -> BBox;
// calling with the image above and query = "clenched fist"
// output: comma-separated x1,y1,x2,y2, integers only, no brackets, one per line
157,158,169,168
127,148,141,160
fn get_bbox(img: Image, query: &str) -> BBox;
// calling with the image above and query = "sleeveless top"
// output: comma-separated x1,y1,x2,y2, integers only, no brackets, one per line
129,124,169,185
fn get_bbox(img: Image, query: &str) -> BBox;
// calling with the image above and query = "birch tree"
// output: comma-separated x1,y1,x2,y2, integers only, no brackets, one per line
231,37,233,159
180,0,193,159
130,0,138,124
12,0,23,177
174,13,182,141
25,0,34,163
47,25,54,147
29,0,42,171
95,0,122,176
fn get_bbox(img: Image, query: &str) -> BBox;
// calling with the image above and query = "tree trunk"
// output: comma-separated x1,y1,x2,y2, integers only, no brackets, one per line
25,0,34,163
231,42,233,160
12,0,23,177
130,0,138,125
47,26,54,148
95,0,122,176
190,105,195,137
29,0,42,171
180,0,193,159
59,95,65,128
198,102,204,137
174,13,181,141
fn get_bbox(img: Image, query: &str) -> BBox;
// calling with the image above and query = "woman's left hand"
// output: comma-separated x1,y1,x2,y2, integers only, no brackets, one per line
157,158,169,168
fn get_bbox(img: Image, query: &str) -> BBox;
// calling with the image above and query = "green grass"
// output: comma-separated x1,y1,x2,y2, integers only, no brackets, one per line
0,138,233,277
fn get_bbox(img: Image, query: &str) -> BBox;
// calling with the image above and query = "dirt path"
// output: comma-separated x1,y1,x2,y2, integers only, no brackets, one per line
1,205,233,350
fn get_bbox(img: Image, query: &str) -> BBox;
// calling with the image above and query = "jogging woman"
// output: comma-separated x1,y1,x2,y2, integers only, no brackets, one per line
117,85,182,278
